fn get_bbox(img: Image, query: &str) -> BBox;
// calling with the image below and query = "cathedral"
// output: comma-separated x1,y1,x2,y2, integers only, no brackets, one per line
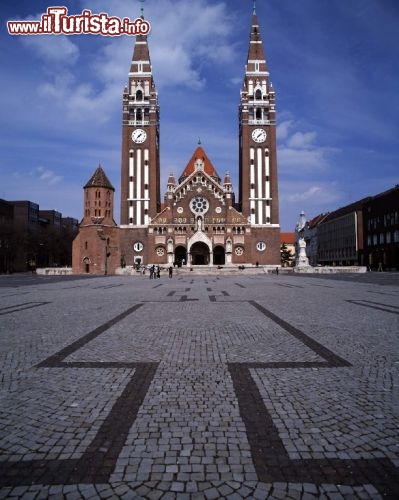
72,4,280,274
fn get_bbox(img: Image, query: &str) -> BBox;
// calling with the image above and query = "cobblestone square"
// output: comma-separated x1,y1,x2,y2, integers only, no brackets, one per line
0,272,398,498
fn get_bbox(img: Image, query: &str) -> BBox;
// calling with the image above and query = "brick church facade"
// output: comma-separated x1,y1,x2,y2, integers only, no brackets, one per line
72,6,280,274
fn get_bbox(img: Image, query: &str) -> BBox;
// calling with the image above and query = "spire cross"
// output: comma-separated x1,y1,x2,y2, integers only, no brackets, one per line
139,0,145,18
253,0,256,14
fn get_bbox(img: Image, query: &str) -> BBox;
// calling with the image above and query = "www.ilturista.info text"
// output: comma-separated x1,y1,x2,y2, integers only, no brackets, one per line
7,7,151,36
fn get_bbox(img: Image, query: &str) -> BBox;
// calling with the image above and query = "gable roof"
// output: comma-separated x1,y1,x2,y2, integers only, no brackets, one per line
178,145,221,184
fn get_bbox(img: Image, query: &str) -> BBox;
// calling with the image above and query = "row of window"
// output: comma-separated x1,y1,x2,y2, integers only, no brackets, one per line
86,190,112,200
319,248,356,259
367,230,399,246
367,212,399,230
85,209,112,218
249,108,269,120
174,178,224,200
152,226,247,235
128,108,150,120
85,201,111,208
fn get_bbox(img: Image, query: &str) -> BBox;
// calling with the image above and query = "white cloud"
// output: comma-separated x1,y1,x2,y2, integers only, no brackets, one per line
20,34,79,65
279,146,330,171
279,181,342,229
14,0,236,128
82,0,235,89
16,12,80,65
37,70,120,125
12,166,63,187
286,131,317,149
286,186,322,203
36,166,63,185
277,120,293,140
277,118,338,172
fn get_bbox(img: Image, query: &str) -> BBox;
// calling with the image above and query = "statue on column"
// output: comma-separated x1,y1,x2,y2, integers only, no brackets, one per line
295,211,310,268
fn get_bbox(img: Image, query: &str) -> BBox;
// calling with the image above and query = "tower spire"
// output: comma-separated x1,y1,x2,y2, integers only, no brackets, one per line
120,0,160,226
238,6,279,230
139,0,145,19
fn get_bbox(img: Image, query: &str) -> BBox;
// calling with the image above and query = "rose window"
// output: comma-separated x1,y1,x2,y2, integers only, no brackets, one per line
156,247,165,257
190,196,209,215
235,246,244,256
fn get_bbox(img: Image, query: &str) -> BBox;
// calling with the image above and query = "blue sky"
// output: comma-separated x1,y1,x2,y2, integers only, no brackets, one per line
1,0,398,231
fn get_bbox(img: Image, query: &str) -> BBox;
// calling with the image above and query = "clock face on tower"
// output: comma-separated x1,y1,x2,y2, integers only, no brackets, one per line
252,128,267,143
131,129,147,144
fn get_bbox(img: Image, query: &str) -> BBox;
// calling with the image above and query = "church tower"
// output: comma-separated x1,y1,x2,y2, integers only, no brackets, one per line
239,4,279,228
120,9,160,227
72,165,119,275
81,165,116,227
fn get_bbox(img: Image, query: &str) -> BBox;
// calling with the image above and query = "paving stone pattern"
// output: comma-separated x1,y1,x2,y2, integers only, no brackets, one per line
0,273,398,499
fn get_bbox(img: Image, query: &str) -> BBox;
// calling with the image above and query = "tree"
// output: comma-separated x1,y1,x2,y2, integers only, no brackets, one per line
280,242,293,267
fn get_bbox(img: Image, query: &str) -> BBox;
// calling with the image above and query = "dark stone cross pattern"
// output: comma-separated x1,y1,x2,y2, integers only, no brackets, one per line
1,298,398,498
346,299,399,315
0,302,50,316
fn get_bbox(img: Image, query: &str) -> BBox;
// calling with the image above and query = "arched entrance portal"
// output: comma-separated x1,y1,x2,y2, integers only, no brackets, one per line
175,246,187,266
213,246,225,265
191,242,210,265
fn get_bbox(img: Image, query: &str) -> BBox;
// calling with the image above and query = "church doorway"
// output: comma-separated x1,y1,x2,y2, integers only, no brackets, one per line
213,246,225,265
174,246,187,266
83,257,90,274
190,242,210,265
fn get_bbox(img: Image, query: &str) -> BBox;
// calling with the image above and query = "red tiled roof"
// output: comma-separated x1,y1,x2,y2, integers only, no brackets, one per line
84,165,114,190
280,232,295,244
178,146,220,183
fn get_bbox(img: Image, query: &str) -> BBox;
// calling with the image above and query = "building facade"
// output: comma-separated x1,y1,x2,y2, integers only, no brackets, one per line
302,185,399,270
316,200,367,267
73,7,281,274
302,213,328,267
363,185,399,271
0,199,14,274
0,199,78,272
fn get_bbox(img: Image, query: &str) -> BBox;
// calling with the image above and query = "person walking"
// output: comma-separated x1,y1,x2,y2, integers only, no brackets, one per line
168,266,173,278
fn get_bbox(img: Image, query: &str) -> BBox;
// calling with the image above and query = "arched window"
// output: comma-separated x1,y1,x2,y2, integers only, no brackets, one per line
255,89,262,100
256,108,262,120
136,89,143,100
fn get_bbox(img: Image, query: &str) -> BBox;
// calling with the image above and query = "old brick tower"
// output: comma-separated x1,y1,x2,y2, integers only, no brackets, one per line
72,4,280,274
